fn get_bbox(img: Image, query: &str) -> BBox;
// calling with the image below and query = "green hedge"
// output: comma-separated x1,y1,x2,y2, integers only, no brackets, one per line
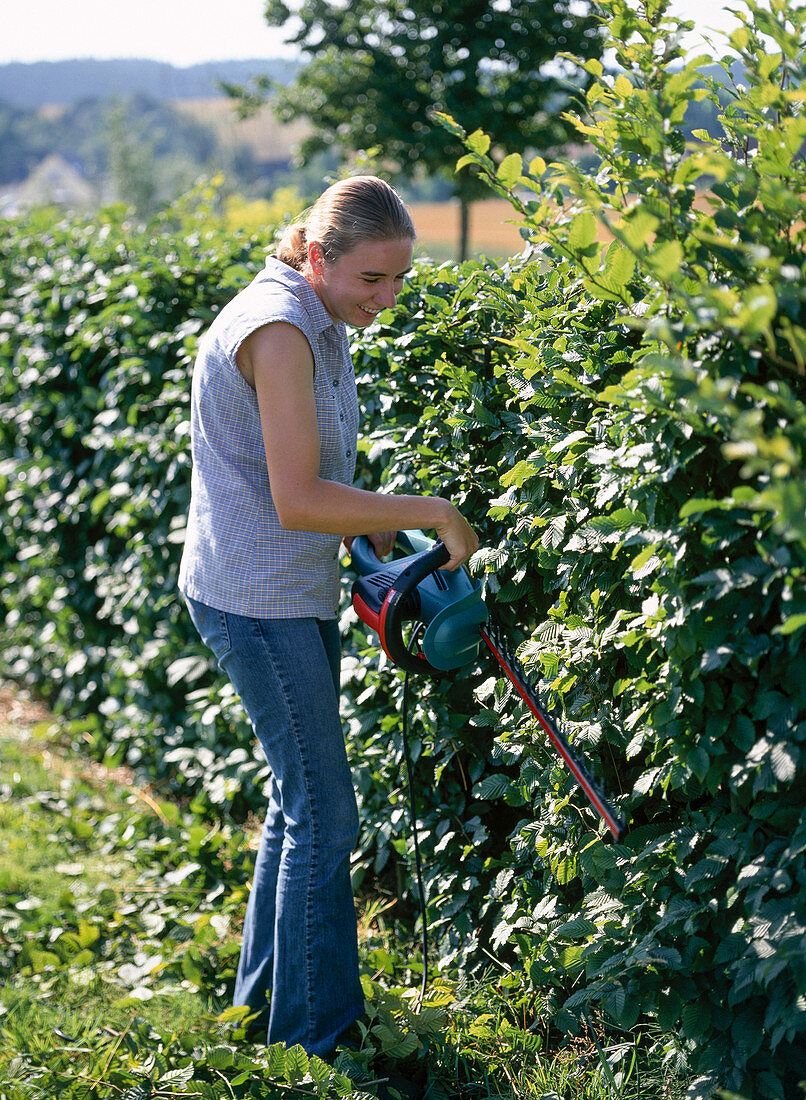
1,1,805,1096
0,190,273,809
346,4,806,1096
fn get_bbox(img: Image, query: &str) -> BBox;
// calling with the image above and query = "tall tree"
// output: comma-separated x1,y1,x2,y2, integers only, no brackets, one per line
262,0,604,259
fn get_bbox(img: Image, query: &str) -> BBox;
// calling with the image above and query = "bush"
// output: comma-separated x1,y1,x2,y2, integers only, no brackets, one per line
0,187,272,810
348,0,806,1094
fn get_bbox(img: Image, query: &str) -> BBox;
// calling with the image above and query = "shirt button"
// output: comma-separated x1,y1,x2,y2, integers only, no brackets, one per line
340,413,345,421
346,449,351,457
332,378,339,387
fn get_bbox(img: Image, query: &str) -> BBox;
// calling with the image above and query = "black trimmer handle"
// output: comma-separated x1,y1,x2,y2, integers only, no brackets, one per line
381,541,450,675
352,538,452,676
349,535,385,578
350,531,435,578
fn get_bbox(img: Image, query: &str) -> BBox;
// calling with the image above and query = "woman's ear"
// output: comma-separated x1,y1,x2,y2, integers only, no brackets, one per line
307,241,325,275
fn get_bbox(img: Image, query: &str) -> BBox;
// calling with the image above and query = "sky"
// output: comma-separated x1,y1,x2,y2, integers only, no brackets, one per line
1,0,746,67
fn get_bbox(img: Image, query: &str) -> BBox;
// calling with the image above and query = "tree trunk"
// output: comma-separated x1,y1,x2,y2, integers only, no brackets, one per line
459,198,471,262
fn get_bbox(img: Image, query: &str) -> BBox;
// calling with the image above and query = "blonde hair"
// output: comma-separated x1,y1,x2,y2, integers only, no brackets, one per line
276,176,415,272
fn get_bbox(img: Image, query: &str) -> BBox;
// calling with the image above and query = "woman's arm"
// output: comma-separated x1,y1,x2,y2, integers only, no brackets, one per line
236,321,478,570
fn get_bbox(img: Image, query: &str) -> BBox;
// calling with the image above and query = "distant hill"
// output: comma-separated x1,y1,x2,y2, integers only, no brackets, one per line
0,58,299,109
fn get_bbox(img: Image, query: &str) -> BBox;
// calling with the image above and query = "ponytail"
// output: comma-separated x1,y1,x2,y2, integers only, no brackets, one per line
275,223,308,272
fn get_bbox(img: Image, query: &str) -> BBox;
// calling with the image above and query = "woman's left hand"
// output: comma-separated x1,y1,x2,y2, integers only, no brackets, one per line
366,530,396,559
342,531,397,560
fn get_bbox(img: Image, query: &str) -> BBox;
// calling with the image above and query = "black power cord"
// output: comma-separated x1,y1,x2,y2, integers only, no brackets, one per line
400,630,430,1007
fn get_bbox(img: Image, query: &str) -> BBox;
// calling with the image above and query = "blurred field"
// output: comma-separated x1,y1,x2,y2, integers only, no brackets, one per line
410,199,528,261
174,97,311,160
410,196,617,261
412,193,722,261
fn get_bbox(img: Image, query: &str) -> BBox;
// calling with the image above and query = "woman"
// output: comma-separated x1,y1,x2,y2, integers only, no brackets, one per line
178,175,478,1059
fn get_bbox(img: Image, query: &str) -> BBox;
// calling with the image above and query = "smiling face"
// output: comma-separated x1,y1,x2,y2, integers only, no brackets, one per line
306,237,414,328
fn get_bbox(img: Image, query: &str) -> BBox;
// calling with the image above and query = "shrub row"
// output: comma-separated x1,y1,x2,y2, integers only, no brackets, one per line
0,190,273,809
345,6,806,1095
1,1,804,1096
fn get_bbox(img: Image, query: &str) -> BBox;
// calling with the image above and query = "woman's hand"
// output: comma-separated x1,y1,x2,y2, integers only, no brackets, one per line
343,531,396,559
367,530,396,559
346,508,477,573
433,503,479,571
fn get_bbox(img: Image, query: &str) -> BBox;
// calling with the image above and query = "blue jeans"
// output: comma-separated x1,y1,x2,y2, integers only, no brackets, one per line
185,597,364,1057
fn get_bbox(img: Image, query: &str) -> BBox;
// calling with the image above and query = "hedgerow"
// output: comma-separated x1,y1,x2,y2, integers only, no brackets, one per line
345,1,806,1094
0,188,273,813
0,0,804,1096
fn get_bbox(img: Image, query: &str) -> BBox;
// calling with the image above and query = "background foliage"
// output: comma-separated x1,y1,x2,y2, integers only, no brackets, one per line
1,1,804,1097
0,58,303,208
261,0,603,258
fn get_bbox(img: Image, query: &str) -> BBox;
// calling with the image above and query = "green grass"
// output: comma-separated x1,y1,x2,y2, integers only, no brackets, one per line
0,700,693,1100
0,718,250,1096
1,731,170,936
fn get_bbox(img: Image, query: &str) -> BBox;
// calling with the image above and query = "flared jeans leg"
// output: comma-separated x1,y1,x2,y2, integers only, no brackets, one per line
185,599,364,1058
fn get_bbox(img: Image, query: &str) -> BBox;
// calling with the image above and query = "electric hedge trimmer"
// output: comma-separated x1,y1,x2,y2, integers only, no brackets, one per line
351,530,625,841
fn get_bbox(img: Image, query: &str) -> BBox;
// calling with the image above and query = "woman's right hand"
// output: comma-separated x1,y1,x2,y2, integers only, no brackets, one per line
433,502,479,571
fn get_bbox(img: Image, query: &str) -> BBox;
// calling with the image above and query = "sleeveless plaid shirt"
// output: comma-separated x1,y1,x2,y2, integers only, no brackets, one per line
178,257,360,619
